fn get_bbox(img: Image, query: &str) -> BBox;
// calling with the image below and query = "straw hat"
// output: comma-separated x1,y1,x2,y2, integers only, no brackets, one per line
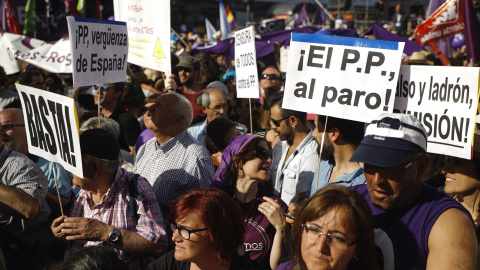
407,51,428,65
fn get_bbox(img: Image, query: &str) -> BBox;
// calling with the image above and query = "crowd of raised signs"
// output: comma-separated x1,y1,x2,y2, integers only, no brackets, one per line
0,27,479,270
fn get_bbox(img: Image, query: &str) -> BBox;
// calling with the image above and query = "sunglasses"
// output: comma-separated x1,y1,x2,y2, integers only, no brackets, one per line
177,67,192,73
0,124,25,131
94,85,113,91
254,147,272,160
260,74,280,80
270,116,290,127
140,105,153,114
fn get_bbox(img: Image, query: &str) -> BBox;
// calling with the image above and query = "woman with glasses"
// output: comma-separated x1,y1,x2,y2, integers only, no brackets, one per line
277,184,378,270
148,188,262,270
214,135,288,270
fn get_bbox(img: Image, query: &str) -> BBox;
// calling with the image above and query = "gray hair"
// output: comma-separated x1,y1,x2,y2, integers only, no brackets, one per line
83,154,120,174
200,88,227,107
170,93,193,129
79,116,120,138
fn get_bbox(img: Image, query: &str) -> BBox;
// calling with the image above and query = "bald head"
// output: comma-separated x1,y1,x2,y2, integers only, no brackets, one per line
0,108,28,155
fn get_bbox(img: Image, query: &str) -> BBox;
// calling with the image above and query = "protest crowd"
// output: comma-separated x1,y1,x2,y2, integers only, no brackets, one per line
1,0,480,269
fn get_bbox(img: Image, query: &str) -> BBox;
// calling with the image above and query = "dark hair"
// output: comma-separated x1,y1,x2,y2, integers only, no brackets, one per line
0,66,8,86
194,53,222,86
292,185,379,270
18,69,44,86
268,91,307,124
167,188,245,264
207,118,237,151
260,65,283,80
317,115,365,145
51,246,127,270
226,137,265,189
45,73,65,95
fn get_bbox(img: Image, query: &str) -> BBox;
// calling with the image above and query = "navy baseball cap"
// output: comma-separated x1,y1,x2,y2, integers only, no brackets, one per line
350,113,427,168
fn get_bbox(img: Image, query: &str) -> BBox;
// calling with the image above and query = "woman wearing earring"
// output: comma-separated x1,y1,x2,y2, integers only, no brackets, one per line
216,135,288,270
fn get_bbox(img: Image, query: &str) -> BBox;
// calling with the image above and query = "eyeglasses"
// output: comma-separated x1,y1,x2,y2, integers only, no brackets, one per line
94,85,113,91
177,67,192,73
363,154,425,176
170,223,207,240
0,124,25,131
254,147,272,160
270,116,290,127
140,105,153,114
301,224,356,250
207,103,228,113
260,74,280,80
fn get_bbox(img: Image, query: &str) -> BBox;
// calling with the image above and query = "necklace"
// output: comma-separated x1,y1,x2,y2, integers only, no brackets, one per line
233,194,256,223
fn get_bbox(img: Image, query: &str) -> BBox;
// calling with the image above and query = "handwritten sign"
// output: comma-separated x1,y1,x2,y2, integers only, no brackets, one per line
67,17,128,87
113,0,171,73
16,84,83,178
283,33,404,123
234,26,259,98
394,65,480,159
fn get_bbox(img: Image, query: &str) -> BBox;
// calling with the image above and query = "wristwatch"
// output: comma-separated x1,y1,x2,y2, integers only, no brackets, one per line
108,228,121,244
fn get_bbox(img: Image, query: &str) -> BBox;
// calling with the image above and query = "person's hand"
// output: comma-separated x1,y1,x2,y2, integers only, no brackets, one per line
60,217,112,241
259,197,285,230
163,74,177,93
51,215,67,238
286,202,297,224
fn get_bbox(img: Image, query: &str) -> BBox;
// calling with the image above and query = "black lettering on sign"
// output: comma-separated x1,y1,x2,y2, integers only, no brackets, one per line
38,96,57,155
20,92,38,147
29,94,47,151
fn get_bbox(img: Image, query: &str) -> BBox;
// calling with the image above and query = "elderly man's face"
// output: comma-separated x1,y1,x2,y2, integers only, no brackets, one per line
147,94,176,132
205,89,228,122
0,109,27,155
363,153,429,210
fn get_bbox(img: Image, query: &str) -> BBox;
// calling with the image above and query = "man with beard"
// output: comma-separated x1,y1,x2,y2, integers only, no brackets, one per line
269,91,318,204
257,66,283,130
176,56,206,124
308,115,366,196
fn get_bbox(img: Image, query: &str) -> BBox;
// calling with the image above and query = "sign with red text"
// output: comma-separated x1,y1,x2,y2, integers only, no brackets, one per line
20,37,73,73
67,17,128,87
283,33,404,123
16,84,83,178
394,65,480,159
113,0,171,74
235,26,259,98
415,0,464,47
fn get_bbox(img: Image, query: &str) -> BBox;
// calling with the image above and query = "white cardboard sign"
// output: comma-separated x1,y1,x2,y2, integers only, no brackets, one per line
283,33,404,123
234,26,259,98
0,32,45,74
67,17,128,87
394,65,480,159
20,37,73,73
113,0,171,74
16,84,83,178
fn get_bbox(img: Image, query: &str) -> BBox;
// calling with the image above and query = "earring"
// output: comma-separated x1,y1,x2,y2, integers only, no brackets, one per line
292,126,296,129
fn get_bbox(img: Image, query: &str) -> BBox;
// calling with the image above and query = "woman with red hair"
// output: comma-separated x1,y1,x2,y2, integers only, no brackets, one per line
148,188,262,270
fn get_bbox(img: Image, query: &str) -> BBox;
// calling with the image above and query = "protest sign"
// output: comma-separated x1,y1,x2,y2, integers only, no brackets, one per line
0,32,45,74
283,33,404,123
67,17,128,87
234,26,259,98
394,65,480,159
16,84,83,178
20,37,73,73
113,0,171,74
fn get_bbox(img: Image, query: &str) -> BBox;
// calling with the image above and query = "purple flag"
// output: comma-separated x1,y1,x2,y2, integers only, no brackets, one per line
312,10,323,25
464,0,480,65
294,6,309,27
362,23,421,56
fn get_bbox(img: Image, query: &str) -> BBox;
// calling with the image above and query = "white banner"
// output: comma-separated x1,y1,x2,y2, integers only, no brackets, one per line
16,84,83,178
0,32,45,74
113,0,171,74
394,65,480,159
283,33,404,123
67,17,128,87
20,37,73,73
234,26,259,98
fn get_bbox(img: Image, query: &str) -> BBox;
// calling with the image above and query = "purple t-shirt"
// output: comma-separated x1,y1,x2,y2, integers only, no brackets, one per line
276,260,295,270
236,185,288,270
353,184,471,270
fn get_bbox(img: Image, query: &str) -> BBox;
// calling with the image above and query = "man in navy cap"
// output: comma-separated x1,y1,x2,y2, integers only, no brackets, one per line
351,113,477,270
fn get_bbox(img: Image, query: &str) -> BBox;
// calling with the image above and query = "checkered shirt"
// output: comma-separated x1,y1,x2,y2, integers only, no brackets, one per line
0,146,50,246
134,130,214,215
66,168,167,270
